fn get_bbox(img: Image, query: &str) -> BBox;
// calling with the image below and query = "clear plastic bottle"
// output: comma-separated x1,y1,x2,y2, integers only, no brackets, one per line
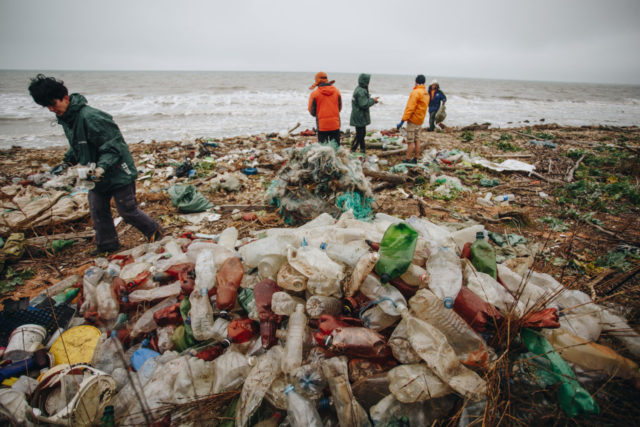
96,281,120,321
359,274,407,316
81,266,104,313
235,346,283,427
281,304,307,375
127,282,181,303
360,304,399,331
276,263,307,293
210,350,252,394
130,296,178,338
410,289,489,367
287,246,344,297
305,295,342,319
195,249,217,292
493,194,515,203
346,252,380,297
399,263,429,288
218,226,238,250
91,331,126,375
189,288,216,341
426,246,462,308
271,291,306,316
321,357,372,427
387,363,452,403
284,385,323,427
258,254,287,280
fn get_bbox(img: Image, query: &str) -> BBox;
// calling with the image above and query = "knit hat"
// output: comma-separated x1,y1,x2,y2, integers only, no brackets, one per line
430,79,439,86
415,74,426,85
309,71,335,89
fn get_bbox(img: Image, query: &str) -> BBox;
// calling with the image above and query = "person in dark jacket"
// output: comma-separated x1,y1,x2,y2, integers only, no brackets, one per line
427,79,447,131
28,74,162,255
308,71,342,144
349,74,379,154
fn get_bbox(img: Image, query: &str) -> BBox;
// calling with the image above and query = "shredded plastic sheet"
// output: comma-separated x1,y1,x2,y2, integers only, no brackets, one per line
472,158,536,173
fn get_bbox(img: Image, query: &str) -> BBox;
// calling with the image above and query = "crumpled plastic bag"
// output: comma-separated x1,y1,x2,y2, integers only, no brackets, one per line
168,185,213,213
435,102,446,123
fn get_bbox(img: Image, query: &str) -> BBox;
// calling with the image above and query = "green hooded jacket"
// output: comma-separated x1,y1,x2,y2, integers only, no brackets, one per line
59,93,138,193
349,74,375,127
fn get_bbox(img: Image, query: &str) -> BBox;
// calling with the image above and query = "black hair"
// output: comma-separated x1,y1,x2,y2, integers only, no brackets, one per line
28,74,68,107
415,74,426,85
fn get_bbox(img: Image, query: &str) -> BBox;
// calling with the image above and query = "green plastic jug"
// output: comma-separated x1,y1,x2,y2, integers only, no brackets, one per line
375,223,418,283
470,232,497,279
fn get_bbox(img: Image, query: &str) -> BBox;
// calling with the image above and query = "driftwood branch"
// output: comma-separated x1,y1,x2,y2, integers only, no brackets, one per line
363,169,411,184
565,153,586,183
287,122,301,134
26,230,95,247
374,148,406,158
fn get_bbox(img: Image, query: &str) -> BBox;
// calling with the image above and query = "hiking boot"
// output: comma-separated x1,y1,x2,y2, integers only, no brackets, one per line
410,158,418,164
88,244,121,257
149,227,165,243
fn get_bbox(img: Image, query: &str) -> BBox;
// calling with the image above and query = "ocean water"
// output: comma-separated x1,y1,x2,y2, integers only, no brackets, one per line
1,70,639,149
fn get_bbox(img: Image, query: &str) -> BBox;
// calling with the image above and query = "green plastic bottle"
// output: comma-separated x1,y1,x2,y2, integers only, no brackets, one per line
470,231,497,279
375,223,418,283
100,405,115,427
521,328,599,417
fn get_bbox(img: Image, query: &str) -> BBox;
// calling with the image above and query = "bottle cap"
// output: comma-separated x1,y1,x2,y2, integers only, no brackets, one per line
380,273,391,283
476,231,485,239
322,335,333,347
284,384,294,395
443,297,454,309
110,330,118,339
221,338,231,348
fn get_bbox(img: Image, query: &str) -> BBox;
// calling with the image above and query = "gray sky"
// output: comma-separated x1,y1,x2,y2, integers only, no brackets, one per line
1,0,639,84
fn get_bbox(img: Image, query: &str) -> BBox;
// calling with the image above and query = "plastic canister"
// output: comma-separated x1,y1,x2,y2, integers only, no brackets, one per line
49,325,102,365
3,324,47,361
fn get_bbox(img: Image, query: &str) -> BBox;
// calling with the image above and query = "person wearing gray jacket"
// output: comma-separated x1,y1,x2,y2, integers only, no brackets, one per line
349,74,379,154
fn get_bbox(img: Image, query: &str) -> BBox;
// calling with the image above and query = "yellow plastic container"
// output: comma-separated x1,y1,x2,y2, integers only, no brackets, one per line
49,325,101,366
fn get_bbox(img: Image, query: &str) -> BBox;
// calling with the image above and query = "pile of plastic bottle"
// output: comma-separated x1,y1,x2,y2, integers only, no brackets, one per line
1,210,640,426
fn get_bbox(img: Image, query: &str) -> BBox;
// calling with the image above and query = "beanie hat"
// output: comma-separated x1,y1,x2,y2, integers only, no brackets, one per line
310,71,335,89
430,79,439,86
415,74,426,85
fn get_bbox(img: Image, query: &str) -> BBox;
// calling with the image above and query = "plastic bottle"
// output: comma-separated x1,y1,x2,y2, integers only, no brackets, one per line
387,364,452,403
271,291,306,316
451,224,486,251
189,288,216,341
293,363,327,400
195,249,217,292
237,287,259,320
127,282,181,303
321,357,372,427
218,226,238,250
91,331,127,374
287,246,344,297
52,287,80,305
130,296,178,338
398,263,429,288
375,223,419,283
281,304,307,375
346,252,380,297
235,346,283,427
81,266,104,313
254,278,281,348
96,281,120,321
399,308,486,400
493,194,515,203
225,317,258,347
470,231,497,279
215,256,244,312
284,385,323,427
276,263,307,293
210,350,253,394
360,304,399,331
388,318,421,364
426,246,462,308
323,327,390,359
211,317,230,342
258,254,287,280
410,289,489,367
30,274,80,307
359,274,407,316
305,295,342,319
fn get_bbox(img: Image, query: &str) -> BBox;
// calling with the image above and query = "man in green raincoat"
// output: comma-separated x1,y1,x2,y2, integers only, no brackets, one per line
28,74,162,254
349,73,379,154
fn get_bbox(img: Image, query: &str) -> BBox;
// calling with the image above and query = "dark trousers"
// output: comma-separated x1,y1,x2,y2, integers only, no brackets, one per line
429,111,437,131
351,127,366,153
88,182,159,250
318,130,341,145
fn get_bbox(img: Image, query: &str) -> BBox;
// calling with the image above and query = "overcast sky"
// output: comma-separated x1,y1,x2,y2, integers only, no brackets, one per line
1,0,639,84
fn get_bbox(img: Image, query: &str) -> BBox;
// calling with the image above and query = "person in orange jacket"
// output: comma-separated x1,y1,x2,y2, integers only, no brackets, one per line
308,71,342,144
396,75,429,163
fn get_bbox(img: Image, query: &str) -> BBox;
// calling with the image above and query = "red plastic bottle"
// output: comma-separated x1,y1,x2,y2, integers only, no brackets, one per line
224,317,258,347
254,278,281,348
215,257,244,312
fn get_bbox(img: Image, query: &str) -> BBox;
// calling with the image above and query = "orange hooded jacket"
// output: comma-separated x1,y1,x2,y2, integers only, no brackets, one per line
308,84,342,131
401,84,429,125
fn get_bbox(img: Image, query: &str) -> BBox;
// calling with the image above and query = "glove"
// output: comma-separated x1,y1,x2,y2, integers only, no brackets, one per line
50,162,70,175
91,167,105,182
396,120,405,130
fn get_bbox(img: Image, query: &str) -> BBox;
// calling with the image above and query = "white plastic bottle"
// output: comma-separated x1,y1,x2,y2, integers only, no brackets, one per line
281,304,307,375
359,274,407,316
346,252,380,297
399,263,429,288
426,246,462,307
284,385,323,427
305,295,342,319
276,263,307,293
189,288,215,341
218,226,238,250
96,281,120,320
493,194,515,203
195,249,216,292
271,292,306,316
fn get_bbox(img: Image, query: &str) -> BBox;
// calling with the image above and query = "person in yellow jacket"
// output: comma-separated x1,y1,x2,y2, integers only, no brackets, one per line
396,75,429,163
